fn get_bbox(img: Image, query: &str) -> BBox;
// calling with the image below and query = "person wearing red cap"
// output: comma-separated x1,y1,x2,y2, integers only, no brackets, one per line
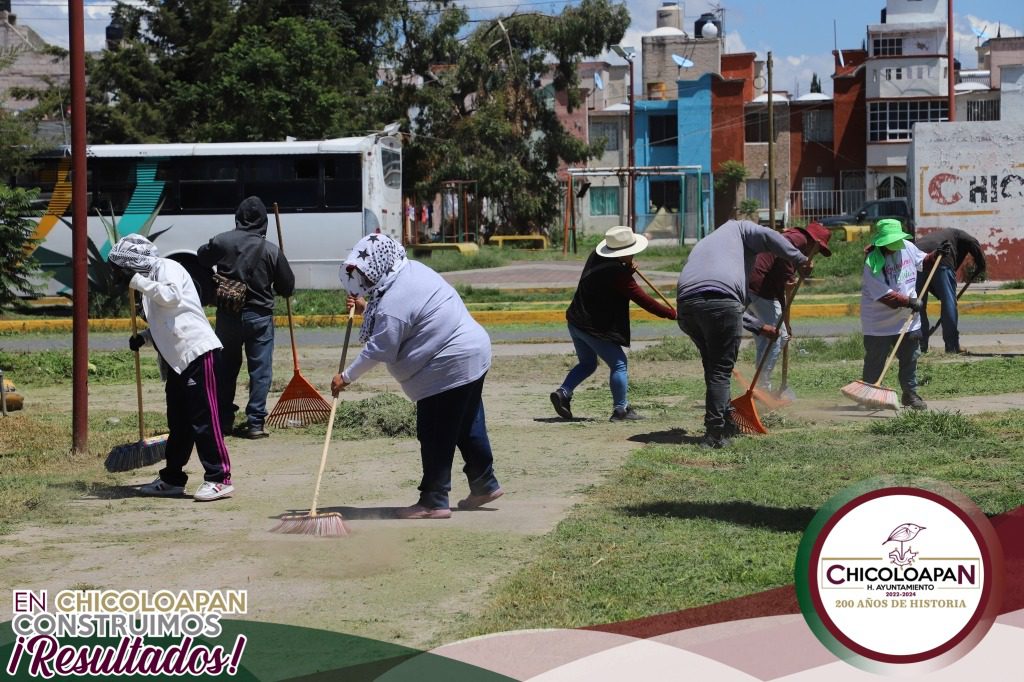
747,222,832,391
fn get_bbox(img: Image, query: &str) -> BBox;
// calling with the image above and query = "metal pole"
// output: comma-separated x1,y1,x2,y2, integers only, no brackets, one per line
947,0,956,121
69,0,89,455
767,51,776,230
627,57,636,231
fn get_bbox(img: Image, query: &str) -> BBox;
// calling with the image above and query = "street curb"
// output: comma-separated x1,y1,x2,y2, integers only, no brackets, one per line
3,300,1024,334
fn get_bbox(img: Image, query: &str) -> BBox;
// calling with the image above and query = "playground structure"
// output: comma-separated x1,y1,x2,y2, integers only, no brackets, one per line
566,165,711,252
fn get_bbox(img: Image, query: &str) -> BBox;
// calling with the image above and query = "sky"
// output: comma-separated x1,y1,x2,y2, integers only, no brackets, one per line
7,0,1023,98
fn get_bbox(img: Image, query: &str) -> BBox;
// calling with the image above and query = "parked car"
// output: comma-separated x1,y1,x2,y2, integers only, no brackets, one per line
818,198,914,237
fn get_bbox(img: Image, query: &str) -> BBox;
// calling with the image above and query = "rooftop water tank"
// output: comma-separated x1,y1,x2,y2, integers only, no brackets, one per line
656,2,683,31
695,12,722,40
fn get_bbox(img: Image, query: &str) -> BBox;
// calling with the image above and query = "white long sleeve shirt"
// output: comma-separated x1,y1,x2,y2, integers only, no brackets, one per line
130,259,222,374
860,242,926,336
342,261,491,402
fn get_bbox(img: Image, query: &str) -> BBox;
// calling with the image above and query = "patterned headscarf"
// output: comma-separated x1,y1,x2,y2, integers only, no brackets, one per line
108,234,159,275
339,234,408,342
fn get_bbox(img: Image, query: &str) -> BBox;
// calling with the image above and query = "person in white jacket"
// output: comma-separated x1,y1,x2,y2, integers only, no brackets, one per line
108,234,234,501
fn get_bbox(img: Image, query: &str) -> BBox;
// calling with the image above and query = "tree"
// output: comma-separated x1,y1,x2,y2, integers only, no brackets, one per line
59,0,631,231
405,0,630,229
0,49,44,307
810,73,822,94
0,186,41,308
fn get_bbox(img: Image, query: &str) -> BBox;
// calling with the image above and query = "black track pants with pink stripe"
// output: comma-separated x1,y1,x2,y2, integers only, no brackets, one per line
159,350,232,486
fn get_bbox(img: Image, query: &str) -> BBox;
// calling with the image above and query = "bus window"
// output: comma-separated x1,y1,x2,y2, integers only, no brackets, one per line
92,160,134,216
323,155,360,211
382,147,401,189
242,156,318,210
179,159,240,211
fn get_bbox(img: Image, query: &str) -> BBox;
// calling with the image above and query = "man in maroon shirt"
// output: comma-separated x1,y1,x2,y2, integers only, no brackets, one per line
550,226,677,422
747,222,832,391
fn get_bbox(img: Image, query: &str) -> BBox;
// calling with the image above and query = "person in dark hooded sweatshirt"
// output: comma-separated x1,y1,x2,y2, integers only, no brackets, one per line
198,196,295,439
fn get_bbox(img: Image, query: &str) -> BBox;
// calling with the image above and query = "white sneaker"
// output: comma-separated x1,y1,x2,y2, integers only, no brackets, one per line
193,481,234,502
138,478,185,496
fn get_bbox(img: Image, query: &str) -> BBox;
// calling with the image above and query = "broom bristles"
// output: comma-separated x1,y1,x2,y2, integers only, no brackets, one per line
840,380,899,410
104,435,168,472
270,511,349,537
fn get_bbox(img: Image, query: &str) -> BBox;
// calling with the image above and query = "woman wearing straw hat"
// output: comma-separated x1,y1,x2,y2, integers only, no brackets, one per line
330,234,502,519
549,226,677,422
860,219,950,410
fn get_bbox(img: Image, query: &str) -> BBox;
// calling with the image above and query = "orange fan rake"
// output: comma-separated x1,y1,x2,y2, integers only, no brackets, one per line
731,255,815,434
266,203,333,428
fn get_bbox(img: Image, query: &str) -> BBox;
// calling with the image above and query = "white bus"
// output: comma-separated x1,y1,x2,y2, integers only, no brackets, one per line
19,134,402,294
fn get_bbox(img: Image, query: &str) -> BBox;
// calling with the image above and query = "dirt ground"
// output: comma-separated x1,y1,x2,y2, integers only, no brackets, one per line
3,339,1024,651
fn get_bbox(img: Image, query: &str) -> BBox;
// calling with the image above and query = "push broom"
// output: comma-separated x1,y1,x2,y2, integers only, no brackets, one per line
265,203,333,428
731,246,818,434
104,291,168,472
841,255,943,410
271,307,355,537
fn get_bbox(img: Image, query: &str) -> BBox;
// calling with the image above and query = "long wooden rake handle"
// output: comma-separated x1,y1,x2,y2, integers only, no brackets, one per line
309,307,355,517
272,203,302,374
870,254,943,388
633,267,676,313
745,245,818,391
130,291,145,441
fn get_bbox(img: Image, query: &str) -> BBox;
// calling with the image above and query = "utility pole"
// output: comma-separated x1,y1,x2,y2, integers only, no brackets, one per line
767,51,776,230
612,44,637,230
947,0,956,121
69,0,89,455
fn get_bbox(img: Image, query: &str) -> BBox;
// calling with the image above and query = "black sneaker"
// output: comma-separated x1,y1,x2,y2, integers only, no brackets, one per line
698,433,732,449
234,424,270,439
549,389,573,420
901,391,927,410
721,420,742,438
609,406,645,422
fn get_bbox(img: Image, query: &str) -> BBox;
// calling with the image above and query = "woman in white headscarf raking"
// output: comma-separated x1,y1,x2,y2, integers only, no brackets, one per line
107,234,234,502
330,234,503,519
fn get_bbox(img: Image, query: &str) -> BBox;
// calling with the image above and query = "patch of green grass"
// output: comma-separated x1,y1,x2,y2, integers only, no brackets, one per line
454,412,1024,636
0,410,168,534
999,280,1024,290
0,350,162,387
868,409,984,440
789,333,865,361
293,392,417,440
631,335,700,362
410,247,509,273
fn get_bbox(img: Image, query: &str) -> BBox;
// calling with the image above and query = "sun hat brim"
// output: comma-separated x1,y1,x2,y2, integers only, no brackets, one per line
873,229,912,247
596,232,649,258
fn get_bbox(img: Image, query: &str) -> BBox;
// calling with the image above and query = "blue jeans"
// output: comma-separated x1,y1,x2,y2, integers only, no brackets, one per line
560,324,628,410
215,309,275,430
415,374,500,509
748,293,789,389
863,331,921,394
917,265,959,353
678,295,744,434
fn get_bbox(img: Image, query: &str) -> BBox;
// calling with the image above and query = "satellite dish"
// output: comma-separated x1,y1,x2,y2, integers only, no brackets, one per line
671,54,694,69
594,72,604,90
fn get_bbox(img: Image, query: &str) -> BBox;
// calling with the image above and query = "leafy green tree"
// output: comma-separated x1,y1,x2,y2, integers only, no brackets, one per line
0,185,41,307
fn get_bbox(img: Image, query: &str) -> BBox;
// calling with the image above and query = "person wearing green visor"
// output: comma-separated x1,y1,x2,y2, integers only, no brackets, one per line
860,219,951,410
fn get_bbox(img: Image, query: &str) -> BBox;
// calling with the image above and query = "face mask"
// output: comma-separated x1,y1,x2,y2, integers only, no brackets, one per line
341,265,373,299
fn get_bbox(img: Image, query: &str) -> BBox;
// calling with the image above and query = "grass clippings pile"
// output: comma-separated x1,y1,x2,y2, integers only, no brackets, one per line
332,392,417,440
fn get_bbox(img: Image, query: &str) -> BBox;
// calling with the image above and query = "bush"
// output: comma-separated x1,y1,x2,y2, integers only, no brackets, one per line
0,185,42,308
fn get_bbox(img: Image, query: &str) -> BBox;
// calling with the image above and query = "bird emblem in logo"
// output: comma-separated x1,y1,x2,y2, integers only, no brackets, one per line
884,522,925,566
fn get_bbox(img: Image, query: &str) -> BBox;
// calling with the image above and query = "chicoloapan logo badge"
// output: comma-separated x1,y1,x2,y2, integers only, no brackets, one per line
796,483,1004,674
